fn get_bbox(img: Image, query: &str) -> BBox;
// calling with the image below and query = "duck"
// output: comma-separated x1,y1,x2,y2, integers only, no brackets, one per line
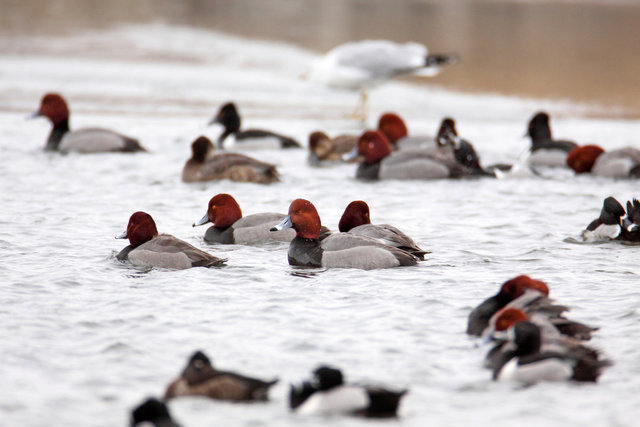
270,199,418,269
192,193,296,244
308,39,457,121
469,275,596,340
353,130,489,181
525,112,578,167
492,321,610,384
567,144,640,178
165,351,278,402
620,198,640,241
209,102,301,149
582,196,625,242
467,275,550,336
182,136,280,184
338,200,428,260
131,398,180,427
115,211,227,269
30,93,146,153
308,131,359,166
289,366,407,417
484,308,603,371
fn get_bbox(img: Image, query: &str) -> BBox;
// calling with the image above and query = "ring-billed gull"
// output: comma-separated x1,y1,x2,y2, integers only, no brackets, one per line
308,40,457,121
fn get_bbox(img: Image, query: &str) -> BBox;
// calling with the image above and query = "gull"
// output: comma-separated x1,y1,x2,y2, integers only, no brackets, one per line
308,40,457,122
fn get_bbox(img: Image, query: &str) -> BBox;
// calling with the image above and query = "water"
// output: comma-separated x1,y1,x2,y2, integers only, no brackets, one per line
1,24,640,427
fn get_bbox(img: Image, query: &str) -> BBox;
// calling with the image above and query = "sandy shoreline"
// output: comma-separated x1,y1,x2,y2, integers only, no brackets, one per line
1,0,639,117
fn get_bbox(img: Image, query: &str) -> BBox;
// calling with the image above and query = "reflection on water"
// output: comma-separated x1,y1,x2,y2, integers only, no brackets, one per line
1,0,640,115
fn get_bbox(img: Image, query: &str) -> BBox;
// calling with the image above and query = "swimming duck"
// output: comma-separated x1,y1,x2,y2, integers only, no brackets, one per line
484,308,603,371
525,112,578,167
467,275,550,336
567,144,640,178
182,136,279,184
165,351,278,402
492,322,610,384
308,39,457,121
289,366,407,417
131,398,180,427
620,198,640,241
338,200,428,260
354,130,489,181
30,93,146,153
469,275,596,340
209,102,301,149
582,196,625,242
193,193,295,244
270,199,418,269
308,131,359,166
116,212,227,269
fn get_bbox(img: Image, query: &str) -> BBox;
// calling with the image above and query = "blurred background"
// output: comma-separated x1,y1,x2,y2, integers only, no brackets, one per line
2,0,639,117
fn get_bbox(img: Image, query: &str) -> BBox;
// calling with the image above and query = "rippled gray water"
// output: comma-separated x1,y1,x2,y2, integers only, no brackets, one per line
1,25,639,426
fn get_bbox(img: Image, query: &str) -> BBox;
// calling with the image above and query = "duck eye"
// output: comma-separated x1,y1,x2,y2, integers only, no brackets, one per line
194,360,204,369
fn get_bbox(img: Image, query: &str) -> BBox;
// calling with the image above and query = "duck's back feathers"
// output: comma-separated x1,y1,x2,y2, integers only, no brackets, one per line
59,128,144,153
348,224,428,259
237,129,301,148
360,387,407,417
183,153,279,184
320,233,418,268
125,234,226,269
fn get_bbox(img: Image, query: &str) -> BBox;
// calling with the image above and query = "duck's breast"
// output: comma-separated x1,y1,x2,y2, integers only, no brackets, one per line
232,213,295,244
59,128,136,153
296,386,369,415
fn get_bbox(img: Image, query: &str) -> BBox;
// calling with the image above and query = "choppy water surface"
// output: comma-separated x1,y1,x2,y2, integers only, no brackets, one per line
1,25,639,426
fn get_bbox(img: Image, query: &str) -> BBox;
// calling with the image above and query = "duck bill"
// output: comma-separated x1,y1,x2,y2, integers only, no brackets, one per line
270,216,293,231
342,147,359,162
115,230,128,239
27,111,42,120
193,213,211,227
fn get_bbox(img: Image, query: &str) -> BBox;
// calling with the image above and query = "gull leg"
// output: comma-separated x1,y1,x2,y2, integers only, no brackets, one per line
349,90,369,124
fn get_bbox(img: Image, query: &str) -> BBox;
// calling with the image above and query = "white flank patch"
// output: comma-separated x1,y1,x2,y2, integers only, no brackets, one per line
296,386,369,415
498,358,572,384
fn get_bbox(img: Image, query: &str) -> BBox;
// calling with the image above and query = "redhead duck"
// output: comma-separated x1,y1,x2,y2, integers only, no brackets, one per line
467,275,550,336
308,39,456,121
582,196,625,242
567,144,640,178
182,136,279,184
30,93,145,153
354,130,489,181
270,199,418,269
525,112,578,167
338,200,428,260
492,322,610,384
290,366,407,417
308,131,359,166
116,212,226,269
131,398,180,427
165,351,277,402
469,275,596,340
209,102,301,149
193,193,295,244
